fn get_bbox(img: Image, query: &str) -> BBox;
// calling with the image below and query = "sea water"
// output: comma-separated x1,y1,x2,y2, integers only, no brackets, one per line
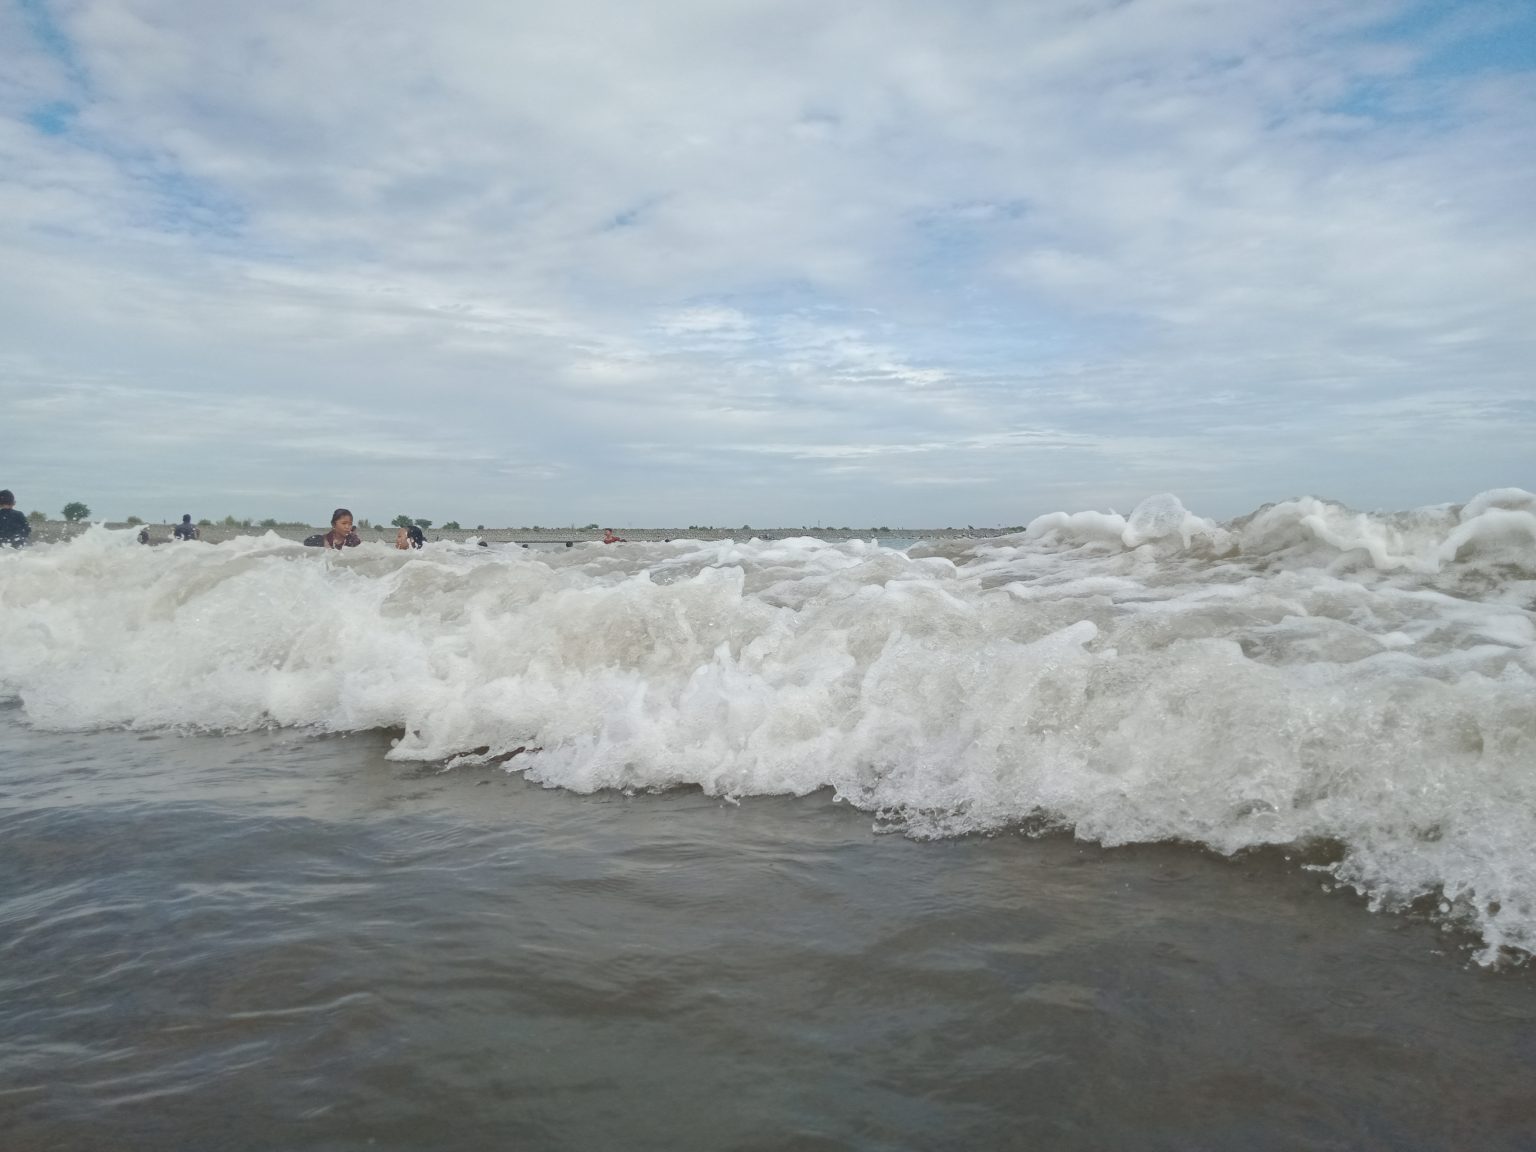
2,492,1534,1148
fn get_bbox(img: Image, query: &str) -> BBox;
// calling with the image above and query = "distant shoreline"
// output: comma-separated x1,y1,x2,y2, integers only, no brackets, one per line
26,521,1024,546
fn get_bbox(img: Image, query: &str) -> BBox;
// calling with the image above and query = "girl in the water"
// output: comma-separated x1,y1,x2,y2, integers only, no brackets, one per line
304,508,361,549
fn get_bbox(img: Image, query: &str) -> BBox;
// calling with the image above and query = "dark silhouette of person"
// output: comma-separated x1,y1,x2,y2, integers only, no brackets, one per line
0,490,30,548
173,514,200,541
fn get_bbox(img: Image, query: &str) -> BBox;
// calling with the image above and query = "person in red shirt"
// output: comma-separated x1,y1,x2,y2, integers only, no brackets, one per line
602,528,625,543
304,508,361,549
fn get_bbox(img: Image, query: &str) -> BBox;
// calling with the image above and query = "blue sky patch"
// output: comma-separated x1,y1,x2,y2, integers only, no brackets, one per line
18,0,81,75
26,100,76,135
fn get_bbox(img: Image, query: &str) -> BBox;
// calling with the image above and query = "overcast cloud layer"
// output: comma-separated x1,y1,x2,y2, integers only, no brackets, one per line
3,0,1534,526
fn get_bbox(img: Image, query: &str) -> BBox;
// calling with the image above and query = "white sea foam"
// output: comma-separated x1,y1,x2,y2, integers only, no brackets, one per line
2,491,1534,963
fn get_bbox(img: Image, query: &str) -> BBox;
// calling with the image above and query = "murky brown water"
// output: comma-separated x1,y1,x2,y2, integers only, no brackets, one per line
2,710,1532,1151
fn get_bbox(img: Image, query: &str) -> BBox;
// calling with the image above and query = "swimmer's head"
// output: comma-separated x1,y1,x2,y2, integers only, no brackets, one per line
182,514,192,523
0,490,13,507
330,508,353,529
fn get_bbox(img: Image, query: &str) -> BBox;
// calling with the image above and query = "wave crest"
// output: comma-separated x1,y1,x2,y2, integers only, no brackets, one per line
2,491,1534,963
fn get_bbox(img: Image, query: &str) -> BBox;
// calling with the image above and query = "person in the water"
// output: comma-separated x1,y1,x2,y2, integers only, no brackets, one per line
304,508,361,549
0,490,30,548
395,523,425,549
173,514,199,541
602,528,626,543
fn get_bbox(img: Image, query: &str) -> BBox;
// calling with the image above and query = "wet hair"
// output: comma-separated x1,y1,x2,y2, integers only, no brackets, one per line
405,524,425,547
0,490,13,506
330,507,353,526
182,514,192,523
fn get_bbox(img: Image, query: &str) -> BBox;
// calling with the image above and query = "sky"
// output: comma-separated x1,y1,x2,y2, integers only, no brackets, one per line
2,0,1534,528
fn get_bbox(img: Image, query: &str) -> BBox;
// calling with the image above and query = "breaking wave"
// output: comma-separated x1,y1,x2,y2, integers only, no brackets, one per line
2,490,1534,963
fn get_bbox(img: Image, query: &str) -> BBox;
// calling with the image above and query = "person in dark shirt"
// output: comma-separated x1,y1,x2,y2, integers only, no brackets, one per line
0,490,30,547
304,508,362,549
173,514,200,541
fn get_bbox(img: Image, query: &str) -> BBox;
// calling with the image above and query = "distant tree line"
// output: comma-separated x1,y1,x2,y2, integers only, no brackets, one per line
31,509,1004,536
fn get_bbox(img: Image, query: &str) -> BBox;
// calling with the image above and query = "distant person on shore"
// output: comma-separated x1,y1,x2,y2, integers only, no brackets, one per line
173,514,200,541
395,524,425,549
0,490,29,547
602,528,625,544
137,526,151,545
304,508,362,549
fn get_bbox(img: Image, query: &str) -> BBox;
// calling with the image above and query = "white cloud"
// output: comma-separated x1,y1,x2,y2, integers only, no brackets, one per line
1,0,1533,525
657,307,754,337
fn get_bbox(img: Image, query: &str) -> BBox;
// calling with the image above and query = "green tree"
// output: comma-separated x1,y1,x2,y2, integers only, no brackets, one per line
442,521,461,530
259,518,279,528
413,518,432,529
197,518,212,527
391,514,414,529
28,510,45,522
126,515,144,526
62,501,90,522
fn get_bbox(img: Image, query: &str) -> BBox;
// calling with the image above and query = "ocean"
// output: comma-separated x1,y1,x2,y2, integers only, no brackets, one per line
2,491,1534,1149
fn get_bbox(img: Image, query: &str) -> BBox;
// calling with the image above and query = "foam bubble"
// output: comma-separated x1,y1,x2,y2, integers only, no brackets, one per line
2,493,1534,963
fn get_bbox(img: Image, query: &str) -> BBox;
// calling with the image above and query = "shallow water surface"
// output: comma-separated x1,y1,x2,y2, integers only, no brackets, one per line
2,714,1533,1151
